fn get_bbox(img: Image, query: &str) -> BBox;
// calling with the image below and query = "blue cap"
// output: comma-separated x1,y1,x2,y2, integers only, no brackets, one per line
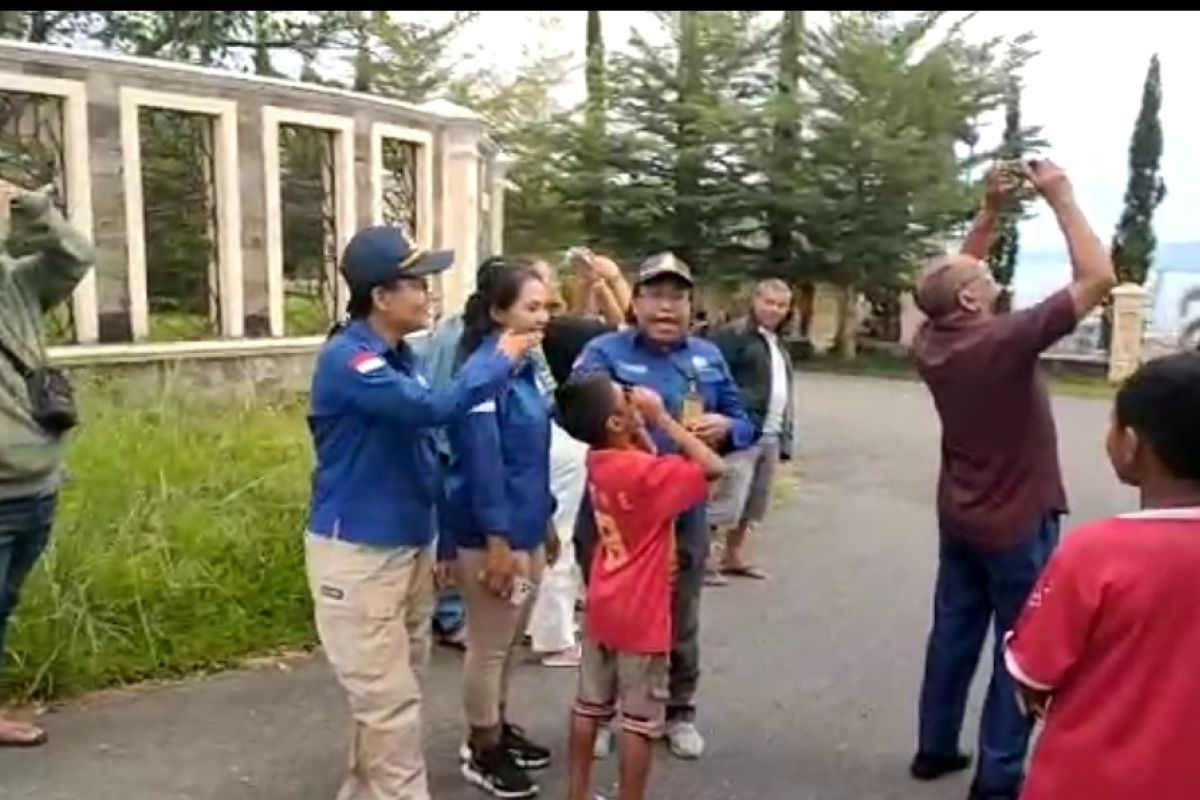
340,226,455,292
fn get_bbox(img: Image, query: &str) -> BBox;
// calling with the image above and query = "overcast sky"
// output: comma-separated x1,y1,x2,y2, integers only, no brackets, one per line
438,11,1197,258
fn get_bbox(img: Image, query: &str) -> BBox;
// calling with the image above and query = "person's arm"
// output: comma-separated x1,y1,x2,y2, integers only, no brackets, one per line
1004,534,1103,720
4,185,94,311
632,388,726,481
1028,160,1117,318
457,398,513,546
705,354,759,451
960,205,999,262
589,254,633,327
591,280,627,329
337,335,527,428
959,166,1012,260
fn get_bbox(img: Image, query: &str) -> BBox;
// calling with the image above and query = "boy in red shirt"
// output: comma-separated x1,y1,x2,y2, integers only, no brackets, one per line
555,373,727,800
1005,351,1200,800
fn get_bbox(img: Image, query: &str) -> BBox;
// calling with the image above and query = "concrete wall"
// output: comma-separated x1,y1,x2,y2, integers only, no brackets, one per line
0,41,509,349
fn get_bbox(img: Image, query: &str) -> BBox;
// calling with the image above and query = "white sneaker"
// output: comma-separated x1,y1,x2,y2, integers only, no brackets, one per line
666,720,705,760
593,725,613,760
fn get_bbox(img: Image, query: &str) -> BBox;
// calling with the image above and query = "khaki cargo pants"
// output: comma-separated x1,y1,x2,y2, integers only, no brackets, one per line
306,533,435,800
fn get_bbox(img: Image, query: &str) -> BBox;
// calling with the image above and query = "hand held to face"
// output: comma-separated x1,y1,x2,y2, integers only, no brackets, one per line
629,386,668,425
496,330,541,362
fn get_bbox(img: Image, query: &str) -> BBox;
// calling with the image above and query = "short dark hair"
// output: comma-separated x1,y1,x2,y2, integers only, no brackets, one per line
555,372,618,448
1115,351,1200,481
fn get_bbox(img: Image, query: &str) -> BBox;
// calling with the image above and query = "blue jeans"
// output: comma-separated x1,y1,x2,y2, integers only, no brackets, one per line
0,494,57,678
917,514,1061,796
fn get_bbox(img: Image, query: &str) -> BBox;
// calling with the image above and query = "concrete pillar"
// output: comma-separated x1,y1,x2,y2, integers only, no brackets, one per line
489,152,514,258
809,282,841,355
1108,282,1149,383
438,120,484,315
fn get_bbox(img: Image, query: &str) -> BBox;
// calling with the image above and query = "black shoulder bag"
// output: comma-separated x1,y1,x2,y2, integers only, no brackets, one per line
0,338,78,435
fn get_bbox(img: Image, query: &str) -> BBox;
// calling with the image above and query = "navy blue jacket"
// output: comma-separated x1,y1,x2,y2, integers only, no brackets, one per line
443,335,555,554
571,328,758,455
306,320,512,549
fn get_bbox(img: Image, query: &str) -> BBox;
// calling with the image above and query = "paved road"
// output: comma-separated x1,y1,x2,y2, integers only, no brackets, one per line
0,374,1133,800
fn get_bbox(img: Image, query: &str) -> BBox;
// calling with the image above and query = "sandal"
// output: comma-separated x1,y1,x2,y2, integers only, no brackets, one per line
0,719,47,748
721,563,769,580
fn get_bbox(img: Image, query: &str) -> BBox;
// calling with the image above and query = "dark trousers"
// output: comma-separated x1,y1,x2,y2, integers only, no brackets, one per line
917,514,1060,796
0,493,56,678
575,494,705,722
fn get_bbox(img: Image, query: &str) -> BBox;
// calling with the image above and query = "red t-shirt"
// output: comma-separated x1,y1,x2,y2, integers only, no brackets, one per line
911,290,1078,548
584,448,709,654
1005,508,1200,800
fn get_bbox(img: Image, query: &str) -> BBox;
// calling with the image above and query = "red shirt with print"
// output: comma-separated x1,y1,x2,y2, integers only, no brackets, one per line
1005,509,1200,800
584,449,709,654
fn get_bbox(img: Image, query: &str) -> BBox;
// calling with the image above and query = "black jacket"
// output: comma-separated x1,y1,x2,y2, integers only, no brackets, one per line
708,317,795,459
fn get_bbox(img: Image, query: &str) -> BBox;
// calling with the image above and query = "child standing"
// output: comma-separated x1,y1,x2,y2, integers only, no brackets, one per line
1005,351,1200,800
555,373,726,800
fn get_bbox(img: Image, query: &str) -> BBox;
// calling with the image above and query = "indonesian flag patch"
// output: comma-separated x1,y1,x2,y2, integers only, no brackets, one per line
349,351,387,375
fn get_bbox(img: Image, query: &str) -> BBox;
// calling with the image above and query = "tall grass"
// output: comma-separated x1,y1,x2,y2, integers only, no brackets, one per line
3,384,316,702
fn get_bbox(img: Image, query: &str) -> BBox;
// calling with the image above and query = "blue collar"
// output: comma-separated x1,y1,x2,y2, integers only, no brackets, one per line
631,327,690,354
347,319,414,366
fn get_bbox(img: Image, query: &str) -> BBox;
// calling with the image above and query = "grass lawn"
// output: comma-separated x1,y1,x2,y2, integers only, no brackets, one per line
3,385,315,702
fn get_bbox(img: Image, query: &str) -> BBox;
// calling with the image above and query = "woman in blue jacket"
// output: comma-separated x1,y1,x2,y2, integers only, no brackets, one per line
306,226,534,800
442,261,556,799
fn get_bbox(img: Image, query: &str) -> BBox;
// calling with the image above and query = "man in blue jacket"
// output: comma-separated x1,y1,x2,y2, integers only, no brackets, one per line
305,226,535,800
571,252,757,761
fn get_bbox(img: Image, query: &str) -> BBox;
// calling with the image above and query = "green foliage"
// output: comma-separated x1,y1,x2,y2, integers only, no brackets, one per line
600,11,777,277
1111,53,1166,286
987,80,1047,294
449,14,585,257
4,385,314,701
795,12,1036,296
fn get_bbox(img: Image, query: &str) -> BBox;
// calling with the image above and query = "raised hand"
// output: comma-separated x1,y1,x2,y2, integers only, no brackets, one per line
1023,158,1074,208
496,330,543,362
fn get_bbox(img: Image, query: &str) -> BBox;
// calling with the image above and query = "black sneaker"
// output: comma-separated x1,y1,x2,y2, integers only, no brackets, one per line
461,744,538,799
502,723,551,770
910,750,972,781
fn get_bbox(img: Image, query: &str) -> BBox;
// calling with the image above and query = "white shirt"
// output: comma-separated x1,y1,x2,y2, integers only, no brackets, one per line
760,327,789,436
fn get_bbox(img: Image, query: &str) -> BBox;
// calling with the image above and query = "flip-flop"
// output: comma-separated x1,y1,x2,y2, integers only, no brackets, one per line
721,564,769,580
0,725,47,748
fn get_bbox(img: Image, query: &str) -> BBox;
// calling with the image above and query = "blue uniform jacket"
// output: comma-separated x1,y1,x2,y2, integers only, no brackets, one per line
571,328,759,454
307,320,512,549
443,335,556,555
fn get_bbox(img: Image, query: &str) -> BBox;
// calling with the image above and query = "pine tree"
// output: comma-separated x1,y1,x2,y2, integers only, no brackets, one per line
580,10,607,245
765,10,804,277
1110,53,1166,286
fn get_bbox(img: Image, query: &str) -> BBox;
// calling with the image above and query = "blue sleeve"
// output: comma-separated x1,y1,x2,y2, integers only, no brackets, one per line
458,398,513,543
711,353,759,451
570,337,615,379
335,346,512,428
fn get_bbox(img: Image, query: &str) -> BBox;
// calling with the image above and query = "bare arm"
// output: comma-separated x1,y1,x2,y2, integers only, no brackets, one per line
1050,196,1117,317
960,205,999,261
591,279,627,328
647,408,726,481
